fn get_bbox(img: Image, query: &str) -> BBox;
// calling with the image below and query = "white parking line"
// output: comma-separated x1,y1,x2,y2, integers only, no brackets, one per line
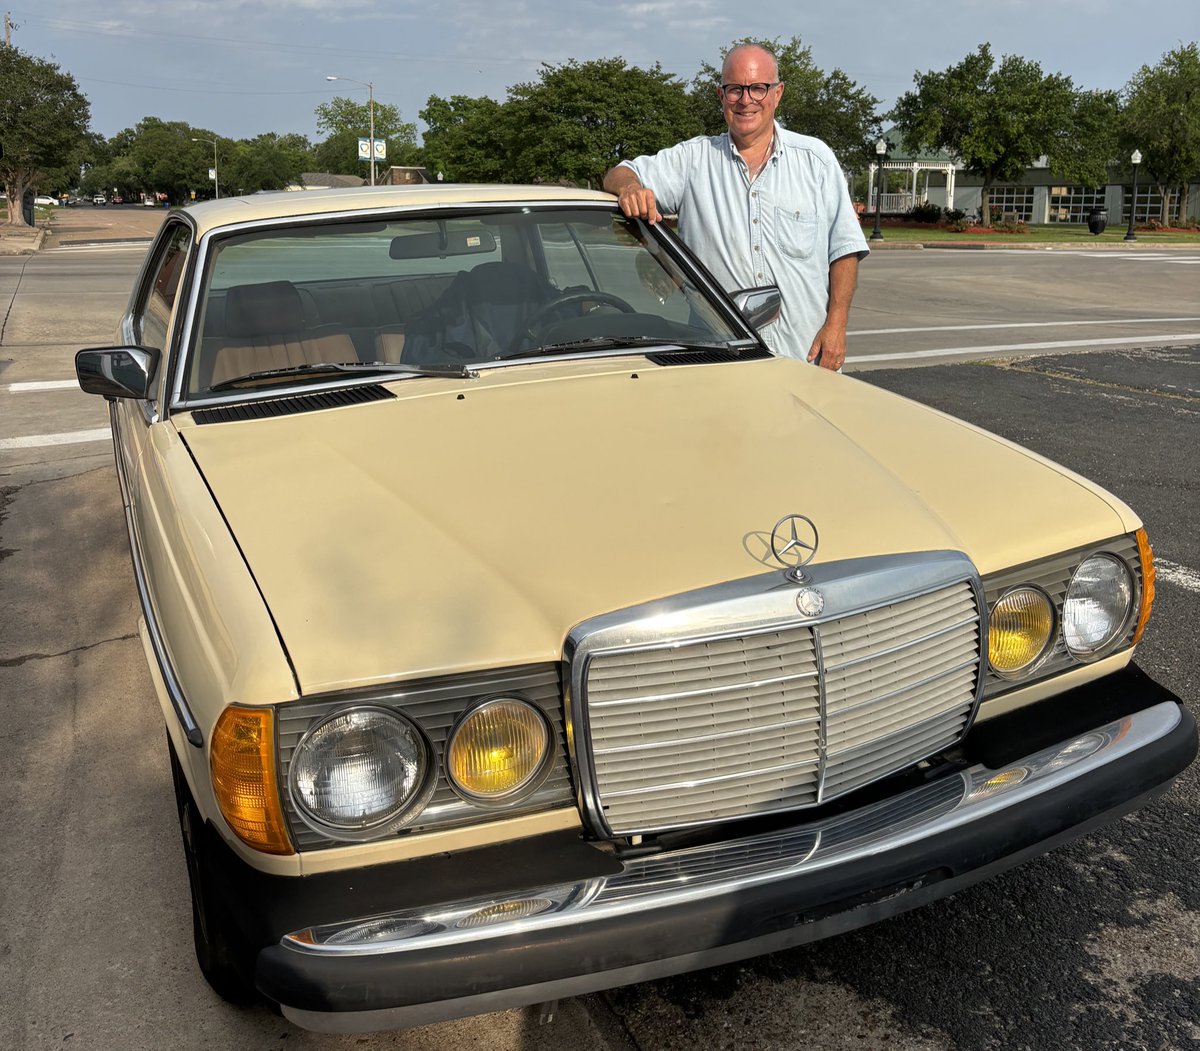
1155,559,1200,595
855,332,1200,363
47,241,151,252
5,380,79,392
0,428,110,450
850,317,1200,337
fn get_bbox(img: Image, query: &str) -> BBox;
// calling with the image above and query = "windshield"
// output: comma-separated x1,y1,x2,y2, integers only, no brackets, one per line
183,207,747,398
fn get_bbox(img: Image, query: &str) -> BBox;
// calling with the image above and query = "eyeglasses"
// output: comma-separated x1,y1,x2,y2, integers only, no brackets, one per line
720,82,780,102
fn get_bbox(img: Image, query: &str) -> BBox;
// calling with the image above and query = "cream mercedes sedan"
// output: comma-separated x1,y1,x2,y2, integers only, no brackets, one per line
76,185,1195,1033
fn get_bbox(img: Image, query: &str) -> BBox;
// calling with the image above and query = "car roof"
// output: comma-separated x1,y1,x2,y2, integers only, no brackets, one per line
177,184,618,237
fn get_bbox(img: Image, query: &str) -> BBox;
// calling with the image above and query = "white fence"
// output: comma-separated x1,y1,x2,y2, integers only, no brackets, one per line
869,191,918,213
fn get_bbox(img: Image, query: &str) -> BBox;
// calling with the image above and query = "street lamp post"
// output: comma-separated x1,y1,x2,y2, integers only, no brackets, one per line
1124,149,1142,241
326,75,376,186
190,137,219,200
870,139,887,241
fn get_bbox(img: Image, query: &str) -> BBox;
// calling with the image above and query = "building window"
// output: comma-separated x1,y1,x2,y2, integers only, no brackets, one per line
986,186,1034,222
1125,187,1180,225
1048,186,1105,223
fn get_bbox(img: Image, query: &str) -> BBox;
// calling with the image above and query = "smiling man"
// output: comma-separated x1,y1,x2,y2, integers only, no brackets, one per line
603,43,868,370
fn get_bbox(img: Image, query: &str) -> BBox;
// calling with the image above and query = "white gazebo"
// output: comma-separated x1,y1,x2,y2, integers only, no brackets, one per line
868,157,957,213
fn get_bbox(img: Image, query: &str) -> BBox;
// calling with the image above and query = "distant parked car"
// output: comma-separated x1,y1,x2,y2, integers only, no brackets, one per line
113,195,125,205
34,195,60,206
92,195,107,206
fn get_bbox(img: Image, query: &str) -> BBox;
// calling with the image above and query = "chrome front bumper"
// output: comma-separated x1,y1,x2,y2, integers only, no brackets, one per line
259,697,1195,1033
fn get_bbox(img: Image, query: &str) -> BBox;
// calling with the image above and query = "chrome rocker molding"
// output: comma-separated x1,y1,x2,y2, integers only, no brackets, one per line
276,700,1184,1032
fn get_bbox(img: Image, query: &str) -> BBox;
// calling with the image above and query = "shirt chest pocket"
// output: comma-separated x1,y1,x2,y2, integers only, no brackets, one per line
776,208,818,260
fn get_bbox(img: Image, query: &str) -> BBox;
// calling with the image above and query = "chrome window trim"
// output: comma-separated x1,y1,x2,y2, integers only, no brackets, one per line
279,701,1183,958
167,201,763,412
107,402,203,746
563,550,985,838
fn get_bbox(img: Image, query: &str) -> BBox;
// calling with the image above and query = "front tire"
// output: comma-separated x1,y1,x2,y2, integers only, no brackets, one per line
168,738,259,1004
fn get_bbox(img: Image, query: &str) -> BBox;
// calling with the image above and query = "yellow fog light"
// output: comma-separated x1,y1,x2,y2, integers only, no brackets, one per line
989,586,1055,677
447,698,551,804
210,706,293,855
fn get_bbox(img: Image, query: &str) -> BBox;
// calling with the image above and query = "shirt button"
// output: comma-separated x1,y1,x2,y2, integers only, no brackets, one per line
753,245,760,251
752,218,758,224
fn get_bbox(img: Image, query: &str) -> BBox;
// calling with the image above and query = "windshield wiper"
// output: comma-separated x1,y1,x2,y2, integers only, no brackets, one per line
209,360,476,392
496,336,758,361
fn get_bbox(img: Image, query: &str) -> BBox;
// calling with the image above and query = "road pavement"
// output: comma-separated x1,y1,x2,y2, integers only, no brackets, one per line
1,208,1197,1051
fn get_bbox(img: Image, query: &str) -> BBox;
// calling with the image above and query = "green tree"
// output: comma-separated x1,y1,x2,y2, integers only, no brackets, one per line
420,95,511,182
889,44,1079,223
0,46,90,225
690,37,881,163
313,96,418,176
224,132,312,194
504,58,701,188
102,118,227,203
1120,43,1200,224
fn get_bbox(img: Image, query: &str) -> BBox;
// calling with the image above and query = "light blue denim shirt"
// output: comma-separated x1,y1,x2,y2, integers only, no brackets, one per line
622,124,869,360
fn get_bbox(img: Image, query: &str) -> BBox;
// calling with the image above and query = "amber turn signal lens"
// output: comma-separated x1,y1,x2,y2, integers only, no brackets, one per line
210,706,293,855
989,587,1054,676
1133,528,1156,645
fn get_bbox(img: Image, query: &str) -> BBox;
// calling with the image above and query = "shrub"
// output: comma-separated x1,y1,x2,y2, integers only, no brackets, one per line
946,216,970,232
991,216,1028,234
908,202,943,224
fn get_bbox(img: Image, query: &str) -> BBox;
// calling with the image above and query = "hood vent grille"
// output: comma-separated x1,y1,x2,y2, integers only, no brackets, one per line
647,347,772,367
191,384,395,424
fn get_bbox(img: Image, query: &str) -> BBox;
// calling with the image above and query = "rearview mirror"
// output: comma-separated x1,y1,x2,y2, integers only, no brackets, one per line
390,228,497,260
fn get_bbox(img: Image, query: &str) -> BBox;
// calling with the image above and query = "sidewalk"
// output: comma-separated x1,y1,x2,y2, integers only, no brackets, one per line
0,223,48,255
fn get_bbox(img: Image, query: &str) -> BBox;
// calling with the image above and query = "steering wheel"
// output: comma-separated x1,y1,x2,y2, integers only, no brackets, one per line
510,290,636,353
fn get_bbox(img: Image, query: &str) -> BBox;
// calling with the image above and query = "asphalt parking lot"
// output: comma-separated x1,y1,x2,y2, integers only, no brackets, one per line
1,208,1197,1051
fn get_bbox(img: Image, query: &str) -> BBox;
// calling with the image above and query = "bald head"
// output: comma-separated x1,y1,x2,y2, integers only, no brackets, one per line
721,44,778,84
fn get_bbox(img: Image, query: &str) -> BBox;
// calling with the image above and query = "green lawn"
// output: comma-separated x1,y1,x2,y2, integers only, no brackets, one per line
860,222,1200,245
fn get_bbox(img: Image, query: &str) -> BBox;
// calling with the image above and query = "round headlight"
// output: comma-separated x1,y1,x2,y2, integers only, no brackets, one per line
1063,554,1134,659
446,698,551,804
289,707,432,840
989,586,1055,676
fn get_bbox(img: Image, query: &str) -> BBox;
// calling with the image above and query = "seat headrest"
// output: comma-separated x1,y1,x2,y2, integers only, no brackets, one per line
461,262,550,305
224,281,304,339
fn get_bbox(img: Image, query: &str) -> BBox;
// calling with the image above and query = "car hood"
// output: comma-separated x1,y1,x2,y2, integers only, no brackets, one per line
178,357,1136,695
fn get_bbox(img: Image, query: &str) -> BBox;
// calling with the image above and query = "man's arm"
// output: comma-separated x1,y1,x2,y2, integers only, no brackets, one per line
602,164,663,224
806,254,860,371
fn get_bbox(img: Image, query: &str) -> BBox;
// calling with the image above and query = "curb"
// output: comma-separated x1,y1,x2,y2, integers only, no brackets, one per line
0,226,47,255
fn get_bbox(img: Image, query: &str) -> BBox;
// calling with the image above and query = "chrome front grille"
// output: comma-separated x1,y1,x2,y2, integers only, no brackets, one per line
587,627,822,830
821,584,980,797
572,557,982,836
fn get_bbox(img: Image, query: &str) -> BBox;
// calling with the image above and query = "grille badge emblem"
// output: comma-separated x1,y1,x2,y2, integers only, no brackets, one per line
769,514,819,583
795,587,825,617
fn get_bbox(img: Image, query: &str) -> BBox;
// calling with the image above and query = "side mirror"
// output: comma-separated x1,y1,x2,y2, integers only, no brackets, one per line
76,346,160,400
731,286,782,330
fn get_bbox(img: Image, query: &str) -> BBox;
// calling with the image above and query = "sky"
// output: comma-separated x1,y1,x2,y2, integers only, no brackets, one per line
5,1,1197,145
